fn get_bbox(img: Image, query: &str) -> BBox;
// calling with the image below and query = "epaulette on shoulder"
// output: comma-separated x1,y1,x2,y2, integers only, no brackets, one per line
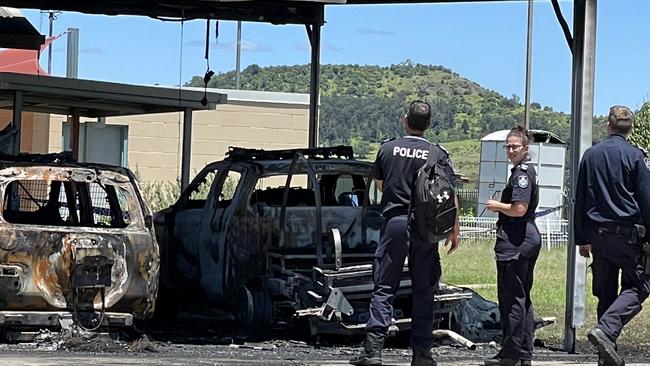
436,143,451,156
520,163,529,171
380,137,396,145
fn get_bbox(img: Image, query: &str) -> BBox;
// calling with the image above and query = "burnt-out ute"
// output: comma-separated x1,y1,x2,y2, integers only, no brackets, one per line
155,146,470,335
0,153,159,337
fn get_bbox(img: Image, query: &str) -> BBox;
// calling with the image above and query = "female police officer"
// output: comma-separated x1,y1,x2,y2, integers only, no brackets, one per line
484,125,540,366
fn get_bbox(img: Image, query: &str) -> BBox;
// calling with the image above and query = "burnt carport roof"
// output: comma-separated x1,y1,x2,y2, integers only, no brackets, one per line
0,0,516,25
0,72,227,117
0,7,44,50
0,1,343,25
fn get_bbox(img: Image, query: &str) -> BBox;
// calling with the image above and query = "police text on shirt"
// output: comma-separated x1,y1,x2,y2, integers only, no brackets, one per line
393,147,429,160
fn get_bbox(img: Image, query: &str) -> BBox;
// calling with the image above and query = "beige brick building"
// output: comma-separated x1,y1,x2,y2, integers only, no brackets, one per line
1,88,311,183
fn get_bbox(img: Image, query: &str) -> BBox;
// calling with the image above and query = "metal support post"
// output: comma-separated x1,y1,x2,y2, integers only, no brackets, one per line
12,91,23,155
564,0,597,353
70,108,80,161
307,22,321,148
181,108,193,190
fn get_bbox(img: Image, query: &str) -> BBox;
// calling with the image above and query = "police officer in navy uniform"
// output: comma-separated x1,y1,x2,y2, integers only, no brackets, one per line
350,101,460,366
574,106,650,366
484,126,540,366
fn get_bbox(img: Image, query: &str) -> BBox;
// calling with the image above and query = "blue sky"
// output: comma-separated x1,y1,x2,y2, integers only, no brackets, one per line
19,1,650,114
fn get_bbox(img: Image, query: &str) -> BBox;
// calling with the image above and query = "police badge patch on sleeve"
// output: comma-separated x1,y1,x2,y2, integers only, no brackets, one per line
645,158,650,171
517,175,529,189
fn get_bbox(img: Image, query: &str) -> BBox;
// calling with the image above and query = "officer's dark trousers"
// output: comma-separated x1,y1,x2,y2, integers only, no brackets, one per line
591,228,650,341
366,214,441,349
496,252,539,361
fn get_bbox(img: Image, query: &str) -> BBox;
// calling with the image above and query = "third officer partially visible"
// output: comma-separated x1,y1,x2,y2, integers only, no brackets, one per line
350,100,460,366
574,105,650,366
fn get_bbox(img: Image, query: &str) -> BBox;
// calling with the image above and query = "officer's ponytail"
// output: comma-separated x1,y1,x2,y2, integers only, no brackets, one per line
507,125,532,146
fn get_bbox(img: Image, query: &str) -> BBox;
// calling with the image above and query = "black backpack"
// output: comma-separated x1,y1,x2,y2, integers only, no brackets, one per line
409,144,457,243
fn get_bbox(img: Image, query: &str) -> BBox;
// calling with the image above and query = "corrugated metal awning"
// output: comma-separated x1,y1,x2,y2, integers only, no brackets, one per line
0,72,227,117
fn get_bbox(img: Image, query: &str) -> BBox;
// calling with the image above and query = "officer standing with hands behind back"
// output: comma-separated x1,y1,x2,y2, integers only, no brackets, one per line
350,100,460,366
574,105,650,366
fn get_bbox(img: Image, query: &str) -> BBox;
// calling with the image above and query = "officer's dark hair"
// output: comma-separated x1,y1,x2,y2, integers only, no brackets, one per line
406,100,432,131
608,105,634,135
507,125,533,146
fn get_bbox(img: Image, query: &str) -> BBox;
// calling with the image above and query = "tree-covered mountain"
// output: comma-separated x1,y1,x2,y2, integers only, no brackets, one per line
187,61,572,158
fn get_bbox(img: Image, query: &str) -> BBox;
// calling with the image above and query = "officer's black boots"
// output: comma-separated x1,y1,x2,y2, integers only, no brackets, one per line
349,332,385,366
588,328,625,366
483,356,528,366
411,347,437,366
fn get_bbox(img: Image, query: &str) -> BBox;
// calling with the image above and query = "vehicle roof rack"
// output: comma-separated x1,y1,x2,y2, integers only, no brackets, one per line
0,151,76,165
226,145,355,162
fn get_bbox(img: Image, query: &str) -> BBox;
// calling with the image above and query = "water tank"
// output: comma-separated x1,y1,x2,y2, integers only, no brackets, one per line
478,129,566,219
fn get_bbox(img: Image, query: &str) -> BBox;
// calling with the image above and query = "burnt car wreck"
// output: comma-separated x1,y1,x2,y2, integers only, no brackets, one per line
155,146,472,336
0,153,159,340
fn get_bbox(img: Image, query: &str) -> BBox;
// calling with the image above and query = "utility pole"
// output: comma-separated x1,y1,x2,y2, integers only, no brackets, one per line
524,0,534,129
47,11,61,74
236,21,242,89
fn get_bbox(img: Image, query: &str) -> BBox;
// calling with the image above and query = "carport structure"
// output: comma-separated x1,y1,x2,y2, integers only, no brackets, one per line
0,71,226,188
0,0,596,353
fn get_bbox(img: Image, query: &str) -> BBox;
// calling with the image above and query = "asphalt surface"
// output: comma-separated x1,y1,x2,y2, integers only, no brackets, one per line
0,333,647,366
0,318,648,365
0,349,647,366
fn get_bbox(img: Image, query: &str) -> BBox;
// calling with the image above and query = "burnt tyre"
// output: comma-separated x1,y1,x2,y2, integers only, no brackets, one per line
233,286,273,328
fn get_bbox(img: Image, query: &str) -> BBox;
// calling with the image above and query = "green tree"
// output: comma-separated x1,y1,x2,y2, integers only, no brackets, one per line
628,102,650,150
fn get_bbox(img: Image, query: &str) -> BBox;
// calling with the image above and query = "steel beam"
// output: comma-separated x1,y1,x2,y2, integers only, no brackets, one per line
11,90,22,155
564,0,597,353
70,108,80,160
307,20,322,148
181,107,193,190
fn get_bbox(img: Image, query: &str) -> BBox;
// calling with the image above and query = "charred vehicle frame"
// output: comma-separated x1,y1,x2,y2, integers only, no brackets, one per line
155,146,471,336
0,153,159,339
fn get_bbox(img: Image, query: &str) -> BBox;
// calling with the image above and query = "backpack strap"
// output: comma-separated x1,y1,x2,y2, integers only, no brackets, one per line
426,143,440,178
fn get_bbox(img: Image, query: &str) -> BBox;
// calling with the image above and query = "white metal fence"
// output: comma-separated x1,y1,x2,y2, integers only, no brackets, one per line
459,216,569,250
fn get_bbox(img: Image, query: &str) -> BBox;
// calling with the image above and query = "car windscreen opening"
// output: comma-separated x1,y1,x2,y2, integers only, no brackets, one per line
2,179,132,228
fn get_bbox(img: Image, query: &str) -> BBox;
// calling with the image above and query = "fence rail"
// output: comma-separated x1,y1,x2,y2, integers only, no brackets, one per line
456,188,479,214
459,216,568,250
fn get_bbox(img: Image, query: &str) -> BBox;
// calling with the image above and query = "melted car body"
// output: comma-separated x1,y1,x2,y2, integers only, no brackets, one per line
155,146,469,335
0,153,159,335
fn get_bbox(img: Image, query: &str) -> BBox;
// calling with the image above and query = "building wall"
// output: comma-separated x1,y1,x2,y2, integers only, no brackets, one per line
46,100,310,183
0,110,50,153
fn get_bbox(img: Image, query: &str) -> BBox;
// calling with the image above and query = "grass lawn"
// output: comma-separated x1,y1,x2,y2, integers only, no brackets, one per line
440,241,650,346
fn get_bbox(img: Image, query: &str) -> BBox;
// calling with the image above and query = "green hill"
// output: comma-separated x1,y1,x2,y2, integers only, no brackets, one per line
187,61,571,161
